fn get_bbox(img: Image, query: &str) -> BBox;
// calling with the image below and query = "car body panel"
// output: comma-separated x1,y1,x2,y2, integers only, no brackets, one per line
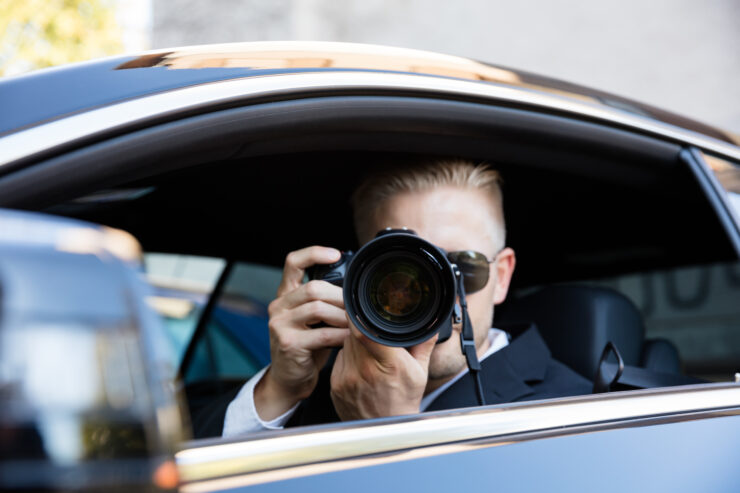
179,413,740,493
175,384,740,486
2,70,740,178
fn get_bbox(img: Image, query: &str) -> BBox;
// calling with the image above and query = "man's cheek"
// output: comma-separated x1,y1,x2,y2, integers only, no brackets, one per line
466,291,494,330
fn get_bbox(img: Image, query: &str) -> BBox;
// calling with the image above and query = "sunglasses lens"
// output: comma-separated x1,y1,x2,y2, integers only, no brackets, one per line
447,251,490,294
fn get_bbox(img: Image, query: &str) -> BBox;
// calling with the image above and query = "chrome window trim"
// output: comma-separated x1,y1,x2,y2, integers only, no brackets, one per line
1,71,740,169
175,383,740,486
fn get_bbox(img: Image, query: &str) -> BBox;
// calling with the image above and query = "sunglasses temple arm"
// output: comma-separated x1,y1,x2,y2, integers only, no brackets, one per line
455,266,486,406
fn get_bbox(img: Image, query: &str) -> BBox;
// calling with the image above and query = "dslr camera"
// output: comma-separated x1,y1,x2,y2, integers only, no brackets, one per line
308,228,459,347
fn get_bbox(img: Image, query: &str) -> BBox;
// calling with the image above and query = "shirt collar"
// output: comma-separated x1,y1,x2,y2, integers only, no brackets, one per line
420,328,509,411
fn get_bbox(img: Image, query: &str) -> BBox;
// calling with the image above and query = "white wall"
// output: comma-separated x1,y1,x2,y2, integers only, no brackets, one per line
152,0,740,133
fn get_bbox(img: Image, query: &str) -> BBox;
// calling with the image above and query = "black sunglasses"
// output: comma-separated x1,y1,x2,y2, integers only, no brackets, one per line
446,248,503,294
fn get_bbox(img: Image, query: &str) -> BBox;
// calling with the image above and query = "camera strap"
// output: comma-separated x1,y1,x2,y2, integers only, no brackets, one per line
454,266,487,406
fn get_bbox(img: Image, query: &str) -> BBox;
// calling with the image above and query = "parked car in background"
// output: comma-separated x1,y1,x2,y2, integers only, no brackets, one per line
1,41,740,491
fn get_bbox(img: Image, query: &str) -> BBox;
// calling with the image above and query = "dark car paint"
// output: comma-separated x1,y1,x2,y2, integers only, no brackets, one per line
228,414,740,493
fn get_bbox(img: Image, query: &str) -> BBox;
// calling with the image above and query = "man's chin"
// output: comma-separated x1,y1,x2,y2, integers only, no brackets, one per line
427,353,466,381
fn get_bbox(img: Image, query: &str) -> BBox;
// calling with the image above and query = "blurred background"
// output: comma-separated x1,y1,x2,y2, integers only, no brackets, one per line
1,0,739,133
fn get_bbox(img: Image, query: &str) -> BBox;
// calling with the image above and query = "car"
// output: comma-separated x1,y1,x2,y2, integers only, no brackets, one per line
1,41,740,492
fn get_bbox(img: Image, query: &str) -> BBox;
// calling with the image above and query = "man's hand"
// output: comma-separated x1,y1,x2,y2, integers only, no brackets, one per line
255,246,350,421
330,323,437,421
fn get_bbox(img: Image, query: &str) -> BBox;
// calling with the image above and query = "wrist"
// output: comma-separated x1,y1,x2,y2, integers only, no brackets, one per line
255,368,304,421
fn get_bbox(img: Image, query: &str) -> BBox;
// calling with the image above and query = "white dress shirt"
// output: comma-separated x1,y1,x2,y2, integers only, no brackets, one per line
223,328,509,437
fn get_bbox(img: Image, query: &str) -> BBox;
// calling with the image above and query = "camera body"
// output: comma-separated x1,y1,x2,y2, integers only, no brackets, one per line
308,229,456,347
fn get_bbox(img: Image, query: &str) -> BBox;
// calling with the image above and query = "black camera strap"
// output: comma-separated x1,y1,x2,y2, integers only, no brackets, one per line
454,266,486,406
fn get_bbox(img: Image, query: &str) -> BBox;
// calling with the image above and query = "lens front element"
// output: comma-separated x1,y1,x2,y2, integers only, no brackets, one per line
370,261,430,321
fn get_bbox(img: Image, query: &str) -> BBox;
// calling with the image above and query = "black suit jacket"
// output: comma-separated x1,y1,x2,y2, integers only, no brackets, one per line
189,324,592,437
286,324,592,426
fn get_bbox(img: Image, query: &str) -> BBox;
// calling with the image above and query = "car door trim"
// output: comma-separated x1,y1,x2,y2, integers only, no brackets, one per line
175,383,740,486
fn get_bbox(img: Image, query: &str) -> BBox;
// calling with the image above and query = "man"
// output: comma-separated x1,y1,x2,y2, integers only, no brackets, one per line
222,159,591,435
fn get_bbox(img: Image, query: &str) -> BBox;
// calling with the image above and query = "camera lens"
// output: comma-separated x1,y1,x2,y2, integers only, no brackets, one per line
372,265,424,318
344,231,456,347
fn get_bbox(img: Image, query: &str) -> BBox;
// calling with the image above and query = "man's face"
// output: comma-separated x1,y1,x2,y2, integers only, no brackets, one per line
366,186,516,385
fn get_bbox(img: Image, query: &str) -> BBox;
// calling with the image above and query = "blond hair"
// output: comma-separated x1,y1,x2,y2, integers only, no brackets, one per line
351,159,505,245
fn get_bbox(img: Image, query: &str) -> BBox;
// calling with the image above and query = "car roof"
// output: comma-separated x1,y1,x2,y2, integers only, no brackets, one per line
1,41,737,146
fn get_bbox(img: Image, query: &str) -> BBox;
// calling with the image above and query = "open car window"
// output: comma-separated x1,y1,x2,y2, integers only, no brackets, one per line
116,142,740,441
14,88,738,444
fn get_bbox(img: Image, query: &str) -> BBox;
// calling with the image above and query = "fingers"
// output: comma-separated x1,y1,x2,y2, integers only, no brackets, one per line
301,327,350,350
408,334,438,367
271,280,344,312
271,327,348,362
289,300,349,328
346,320,438,369
347,322,400,365
278,246,341,296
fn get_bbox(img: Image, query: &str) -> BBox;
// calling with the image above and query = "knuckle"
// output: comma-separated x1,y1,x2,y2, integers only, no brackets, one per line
267,299,280,317
268,318,289,343
285,251,298,267
273,331,294,351
313,329,329,346
303,280,323,300
306,300,324,319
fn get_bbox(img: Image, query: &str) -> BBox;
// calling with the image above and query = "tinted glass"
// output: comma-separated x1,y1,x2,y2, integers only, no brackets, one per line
143,254,280,383
143,253,226,371
582,260,740,381
703,153,740,219
182,262,281,383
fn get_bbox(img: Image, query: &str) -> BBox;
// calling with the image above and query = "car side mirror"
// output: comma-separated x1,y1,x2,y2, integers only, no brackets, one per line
0,209,185,491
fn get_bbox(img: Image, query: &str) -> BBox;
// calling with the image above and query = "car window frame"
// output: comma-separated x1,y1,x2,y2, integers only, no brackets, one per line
682,148,740,252
3,79,740,477
178,259,236,378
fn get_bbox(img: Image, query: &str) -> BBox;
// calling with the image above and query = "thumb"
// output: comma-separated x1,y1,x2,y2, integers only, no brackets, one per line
408,333,438,367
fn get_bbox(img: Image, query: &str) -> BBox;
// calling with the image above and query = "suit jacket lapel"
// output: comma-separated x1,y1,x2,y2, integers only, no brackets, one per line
425,324,551,411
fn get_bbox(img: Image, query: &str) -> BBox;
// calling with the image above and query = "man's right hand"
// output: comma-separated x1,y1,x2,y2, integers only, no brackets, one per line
254,246,350,421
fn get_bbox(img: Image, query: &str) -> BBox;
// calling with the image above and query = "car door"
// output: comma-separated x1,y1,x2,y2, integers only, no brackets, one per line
2,60,740,492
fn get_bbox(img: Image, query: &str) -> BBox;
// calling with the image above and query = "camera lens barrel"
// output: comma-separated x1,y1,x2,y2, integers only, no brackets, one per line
343,230,456,347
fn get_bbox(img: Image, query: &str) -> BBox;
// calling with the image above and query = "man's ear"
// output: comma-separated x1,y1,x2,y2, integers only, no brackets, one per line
492,247,516,305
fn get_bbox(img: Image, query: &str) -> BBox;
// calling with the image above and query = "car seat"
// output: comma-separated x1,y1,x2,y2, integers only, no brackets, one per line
494,285,682,380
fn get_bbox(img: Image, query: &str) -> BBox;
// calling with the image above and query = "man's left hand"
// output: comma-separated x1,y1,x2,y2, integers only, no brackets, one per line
329,319,437,421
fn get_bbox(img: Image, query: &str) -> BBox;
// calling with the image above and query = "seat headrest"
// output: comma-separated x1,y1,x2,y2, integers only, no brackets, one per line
495,285,645,380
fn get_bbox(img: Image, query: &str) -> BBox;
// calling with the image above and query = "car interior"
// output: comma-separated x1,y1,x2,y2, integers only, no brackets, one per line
3,94,739,437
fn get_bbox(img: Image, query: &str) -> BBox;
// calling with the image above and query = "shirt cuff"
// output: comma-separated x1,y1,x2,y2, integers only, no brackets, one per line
222,365,301,437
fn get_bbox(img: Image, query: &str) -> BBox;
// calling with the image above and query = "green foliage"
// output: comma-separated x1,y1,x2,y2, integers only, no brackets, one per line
0,0,123,76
